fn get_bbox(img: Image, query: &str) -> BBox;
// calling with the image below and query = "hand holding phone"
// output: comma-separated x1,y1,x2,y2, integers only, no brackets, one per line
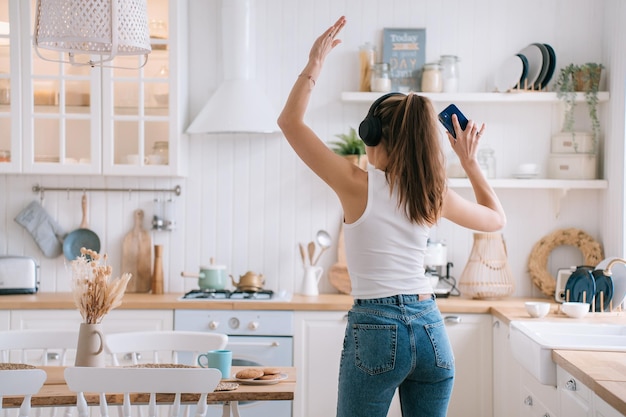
438,104,468,139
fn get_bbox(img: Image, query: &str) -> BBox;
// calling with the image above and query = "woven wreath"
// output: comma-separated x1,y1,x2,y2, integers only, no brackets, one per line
528,228,604,297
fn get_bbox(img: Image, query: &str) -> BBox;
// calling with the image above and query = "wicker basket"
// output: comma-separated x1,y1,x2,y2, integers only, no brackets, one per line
458,233,515,299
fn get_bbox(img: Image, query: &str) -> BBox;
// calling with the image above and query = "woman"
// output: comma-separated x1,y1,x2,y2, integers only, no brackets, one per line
278,16,506,417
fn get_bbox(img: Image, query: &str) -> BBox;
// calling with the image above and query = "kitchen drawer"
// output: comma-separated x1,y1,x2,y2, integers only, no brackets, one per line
520,368,559,417
558,366,591,406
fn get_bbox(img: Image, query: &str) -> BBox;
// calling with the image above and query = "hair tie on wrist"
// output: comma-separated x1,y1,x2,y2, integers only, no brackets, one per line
298,73,316,86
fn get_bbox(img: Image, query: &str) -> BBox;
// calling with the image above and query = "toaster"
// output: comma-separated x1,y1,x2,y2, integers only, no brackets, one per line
554,266,576,303
0,256,39,294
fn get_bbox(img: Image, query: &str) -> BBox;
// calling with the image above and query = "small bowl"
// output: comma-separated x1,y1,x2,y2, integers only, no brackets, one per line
525,301,551,318
561,302,590,318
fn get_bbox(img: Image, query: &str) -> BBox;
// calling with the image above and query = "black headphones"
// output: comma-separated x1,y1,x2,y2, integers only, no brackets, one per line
358,92,405,146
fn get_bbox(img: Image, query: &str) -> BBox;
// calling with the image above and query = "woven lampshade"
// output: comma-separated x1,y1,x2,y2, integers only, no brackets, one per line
33,0,151,66
458,232,515,299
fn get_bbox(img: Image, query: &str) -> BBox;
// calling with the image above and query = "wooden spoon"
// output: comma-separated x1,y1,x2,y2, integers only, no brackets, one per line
299,243,307,266
307,241,315,266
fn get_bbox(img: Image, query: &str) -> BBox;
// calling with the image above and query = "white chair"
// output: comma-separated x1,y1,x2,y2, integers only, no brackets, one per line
0,330,79,417
105,331,228,366
64,367,221,417
0,368,47,417
0,330,79,365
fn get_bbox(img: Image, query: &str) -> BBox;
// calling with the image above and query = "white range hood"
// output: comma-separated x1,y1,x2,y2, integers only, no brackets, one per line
186,0,278,134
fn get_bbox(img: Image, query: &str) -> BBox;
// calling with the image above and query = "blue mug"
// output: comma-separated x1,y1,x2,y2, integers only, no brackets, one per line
197,349,232,379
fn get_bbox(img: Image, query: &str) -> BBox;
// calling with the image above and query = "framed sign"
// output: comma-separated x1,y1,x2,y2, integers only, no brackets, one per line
382,28,426,91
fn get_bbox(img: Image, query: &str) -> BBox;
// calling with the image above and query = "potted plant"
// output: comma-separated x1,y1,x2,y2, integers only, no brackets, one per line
554,62,604,153
329,127,367,167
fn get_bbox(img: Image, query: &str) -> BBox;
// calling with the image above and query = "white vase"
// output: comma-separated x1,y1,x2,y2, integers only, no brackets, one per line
75,323,105,367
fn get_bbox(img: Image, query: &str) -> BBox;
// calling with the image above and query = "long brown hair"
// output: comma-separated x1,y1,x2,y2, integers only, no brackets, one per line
375,93,446,225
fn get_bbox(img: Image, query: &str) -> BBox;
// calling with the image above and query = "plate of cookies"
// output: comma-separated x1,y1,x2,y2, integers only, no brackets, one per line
234,368,288,385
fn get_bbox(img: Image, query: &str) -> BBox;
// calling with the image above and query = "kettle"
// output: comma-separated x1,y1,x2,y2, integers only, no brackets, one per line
230,271,265,291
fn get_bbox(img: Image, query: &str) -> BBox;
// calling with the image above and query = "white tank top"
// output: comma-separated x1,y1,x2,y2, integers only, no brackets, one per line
344,164,431,299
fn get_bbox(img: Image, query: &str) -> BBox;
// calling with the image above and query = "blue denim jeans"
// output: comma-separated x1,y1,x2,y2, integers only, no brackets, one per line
336,294,455,417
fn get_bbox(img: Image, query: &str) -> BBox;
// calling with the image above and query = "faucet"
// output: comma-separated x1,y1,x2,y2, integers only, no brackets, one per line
602,258,626,276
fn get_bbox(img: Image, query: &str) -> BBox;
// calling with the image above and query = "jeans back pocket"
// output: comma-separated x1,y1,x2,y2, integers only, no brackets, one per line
352,324,397,375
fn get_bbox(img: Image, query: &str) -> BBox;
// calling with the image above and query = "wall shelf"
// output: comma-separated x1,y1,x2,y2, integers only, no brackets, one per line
448,178,607,190
341,91,611,104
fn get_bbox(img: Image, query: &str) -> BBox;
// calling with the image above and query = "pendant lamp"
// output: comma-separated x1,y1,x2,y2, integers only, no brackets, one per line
33,0,151,67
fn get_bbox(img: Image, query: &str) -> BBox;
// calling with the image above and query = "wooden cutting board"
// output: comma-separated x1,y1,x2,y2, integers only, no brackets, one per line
122,209,152,293
328,223,352,294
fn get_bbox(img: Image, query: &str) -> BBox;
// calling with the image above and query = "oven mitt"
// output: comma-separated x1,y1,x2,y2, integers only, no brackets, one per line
14,200,65,258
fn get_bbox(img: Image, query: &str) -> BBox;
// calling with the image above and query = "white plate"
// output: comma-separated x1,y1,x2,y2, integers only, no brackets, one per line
234,373,288,385
513,172,539,179
494,55,525,92
595,257,626,308
532,43,550,89
518,44,544,89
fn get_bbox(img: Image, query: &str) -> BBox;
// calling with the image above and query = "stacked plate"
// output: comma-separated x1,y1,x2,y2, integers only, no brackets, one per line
494,43,556,92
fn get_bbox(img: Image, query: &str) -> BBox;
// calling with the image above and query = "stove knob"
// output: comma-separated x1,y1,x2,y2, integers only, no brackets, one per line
208,321,219,330
248,321,259,331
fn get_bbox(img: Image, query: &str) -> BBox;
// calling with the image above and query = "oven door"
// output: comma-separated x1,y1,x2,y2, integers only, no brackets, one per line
205,335,293,417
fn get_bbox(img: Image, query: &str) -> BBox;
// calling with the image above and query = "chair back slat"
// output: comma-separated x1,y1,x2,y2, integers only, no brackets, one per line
0,369,47,417
64,368,221,417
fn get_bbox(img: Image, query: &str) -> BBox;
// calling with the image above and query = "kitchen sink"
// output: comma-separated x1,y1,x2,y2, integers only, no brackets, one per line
509,321,626,386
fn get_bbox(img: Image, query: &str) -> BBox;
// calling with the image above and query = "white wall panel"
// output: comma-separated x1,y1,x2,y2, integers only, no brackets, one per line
0,0,623,300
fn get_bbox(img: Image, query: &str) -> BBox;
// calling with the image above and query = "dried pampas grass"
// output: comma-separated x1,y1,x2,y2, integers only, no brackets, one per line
70,248,132,324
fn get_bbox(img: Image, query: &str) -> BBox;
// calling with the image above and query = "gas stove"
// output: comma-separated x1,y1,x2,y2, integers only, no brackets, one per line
181,288,274,300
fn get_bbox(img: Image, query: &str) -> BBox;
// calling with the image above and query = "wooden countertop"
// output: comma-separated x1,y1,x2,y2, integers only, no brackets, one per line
0,292,549,312
2,292,625,413
553,351,626,414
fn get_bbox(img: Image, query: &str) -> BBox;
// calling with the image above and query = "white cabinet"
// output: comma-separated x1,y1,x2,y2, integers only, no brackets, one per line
520,367,559,417
8,309,172,366
558,366,591,417
0,310,9,330
593,394,624,417
444,313,493,417
492,317,522,417
0,0,188,176
293,311,346,417
10,309,173,332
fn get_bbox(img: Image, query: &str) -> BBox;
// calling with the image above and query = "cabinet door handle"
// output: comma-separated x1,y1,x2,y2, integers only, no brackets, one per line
444,316,461,324
565,379,577,391
493,320,500,328
523,395,533,406
542,414,551,417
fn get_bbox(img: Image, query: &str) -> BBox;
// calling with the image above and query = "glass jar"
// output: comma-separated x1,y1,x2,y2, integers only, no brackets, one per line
370,63,392,93
152,141,169,165
477,147,496,178
359,43,376,92
0,150,10,163
421,63,442,93
439,55,459,93
0,75,9,105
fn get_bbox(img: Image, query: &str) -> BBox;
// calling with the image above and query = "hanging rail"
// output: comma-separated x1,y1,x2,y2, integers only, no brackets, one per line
32,184,182,196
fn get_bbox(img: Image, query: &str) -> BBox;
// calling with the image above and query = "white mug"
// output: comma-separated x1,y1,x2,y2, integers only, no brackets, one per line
300,266,323,296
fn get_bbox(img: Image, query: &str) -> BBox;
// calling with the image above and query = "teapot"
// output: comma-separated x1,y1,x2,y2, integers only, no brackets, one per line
230,271,265,291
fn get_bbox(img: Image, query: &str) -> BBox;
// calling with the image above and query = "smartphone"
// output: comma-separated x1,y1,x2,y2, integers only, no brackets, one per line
438,104,468,139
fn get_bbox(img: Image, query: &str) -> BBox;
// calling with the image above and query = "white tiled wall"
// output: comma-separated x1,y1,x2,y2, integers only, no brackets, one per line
1,0,625,299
